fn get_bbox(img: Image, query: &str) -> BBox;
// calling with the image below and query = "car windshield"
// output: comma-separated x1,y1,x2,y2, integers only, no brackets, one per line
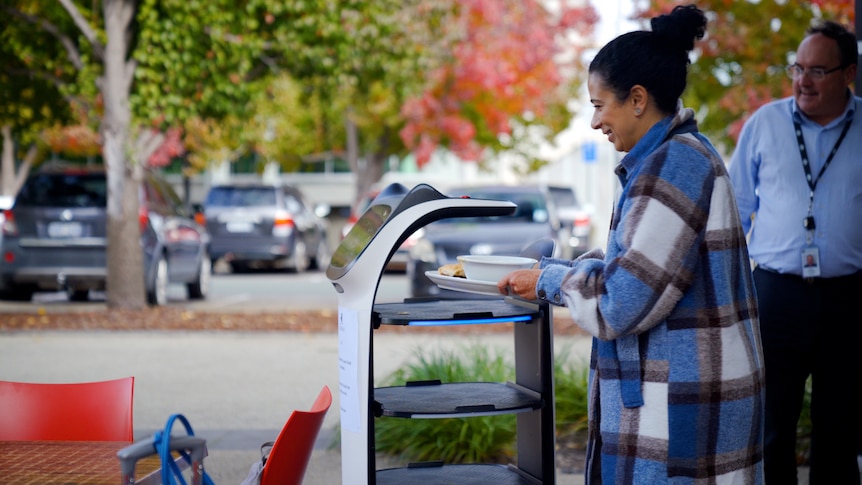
205,187,277,207
16,173,107,208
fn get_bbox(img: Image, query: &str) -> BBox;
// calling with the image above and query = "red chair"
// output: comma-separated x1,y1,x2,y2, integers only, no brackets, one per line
260,385,332,485
0,377,134,442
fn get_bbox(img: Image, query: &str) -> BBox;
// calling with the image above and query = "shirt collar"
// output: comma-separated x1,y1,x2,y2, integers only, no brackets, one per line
617,103,696,178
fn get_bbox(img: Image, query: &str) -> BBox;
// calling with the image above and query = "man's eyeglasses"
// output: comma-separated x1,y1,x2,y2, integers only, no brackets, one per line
785,64,844,81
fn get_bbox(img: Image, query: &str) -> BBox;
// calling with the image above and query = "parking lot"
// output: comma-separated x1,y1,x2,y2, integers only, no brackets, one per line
0,265,409,314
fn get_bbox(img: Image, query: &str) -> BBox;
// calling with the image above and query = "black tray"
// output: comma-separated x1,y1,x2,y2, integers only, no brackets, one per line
373,298,544,326
374,381,542,418
377,462,542,484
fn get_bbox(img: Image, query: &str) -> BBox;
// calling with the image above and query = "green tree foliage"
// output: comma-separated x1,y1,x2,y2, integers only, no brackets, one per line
0,1,80,193
638,0,855,152
1,0,600,306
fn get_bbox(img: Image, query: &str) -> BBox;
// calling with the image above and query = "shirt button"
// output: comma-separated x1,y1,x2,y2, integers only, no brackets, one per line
554,293,562,304
537,289,546,299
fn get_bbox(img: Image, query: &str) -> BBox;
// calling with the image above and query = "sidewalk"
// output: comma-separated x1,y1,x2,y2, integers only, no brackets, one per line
0,330,591,484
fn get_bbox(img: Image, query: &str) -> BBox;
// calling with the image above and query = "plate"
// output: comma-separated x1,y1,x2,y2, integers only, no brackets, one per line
425,271,503,297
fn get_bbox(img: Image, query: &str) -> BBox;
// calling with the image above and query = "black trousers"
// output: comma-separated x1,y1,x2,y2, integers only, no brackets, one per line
753,267,862,484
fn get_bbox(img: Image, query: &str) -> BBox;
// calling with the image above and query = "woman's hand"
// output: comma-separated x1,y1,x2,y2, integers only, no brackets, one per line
497,269,542,300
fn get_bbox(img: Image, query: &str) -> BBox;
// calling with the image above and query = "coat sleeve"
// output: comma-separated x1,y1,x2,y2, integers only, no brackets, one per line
538,138,713,341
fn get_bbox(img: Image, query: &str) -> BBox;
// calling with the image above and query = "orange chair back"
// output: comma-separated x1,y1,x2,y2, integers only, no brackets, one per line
0,377,134,442
260,385,332,485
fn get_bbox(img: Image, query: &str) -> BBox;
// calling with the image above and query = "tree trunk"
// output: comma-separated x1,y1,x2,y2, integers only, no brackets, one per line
344,108,365,211
102,0,146,309
344,110,391,210
1,125,36,198
1,125,15,196
362,130,389,193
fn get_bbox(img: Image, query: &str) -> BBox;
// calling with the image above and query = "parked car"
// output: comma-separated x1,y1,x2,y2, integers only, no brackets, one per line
203,183,330,273
406,184,564,298
546,185,593,259
0,164,211,304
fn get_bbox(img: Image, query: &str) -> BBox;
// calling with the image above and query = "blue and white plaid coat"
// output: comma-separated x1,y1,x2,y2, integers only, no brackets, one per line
536,106,765,484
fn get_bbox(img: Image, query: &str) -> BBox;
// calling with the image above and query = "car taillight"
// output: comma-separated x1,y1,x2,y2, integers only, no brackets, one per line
573,213,590,228
167,227,201,243
194,212,206,226
139,206,149,233
572,213,591,237
273,211,295,237
2,210,18,236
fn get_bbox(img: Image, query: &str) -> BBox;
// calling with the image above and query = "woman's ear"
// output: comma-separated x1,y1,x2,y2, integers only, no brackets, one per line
629,85,648,115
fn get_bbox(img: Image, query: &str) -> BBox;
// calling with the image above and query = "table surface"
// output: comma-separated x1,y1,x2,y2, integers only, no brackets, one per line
0,440,162,485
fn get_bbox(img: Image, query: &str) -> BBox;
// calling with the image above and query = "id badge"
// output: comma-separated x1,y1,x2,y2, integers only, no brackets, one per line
801,246,821,278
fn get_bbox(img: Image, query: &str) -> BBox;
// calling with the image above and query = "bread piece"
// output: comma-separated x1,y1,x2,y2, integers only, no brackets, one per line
438,262,465,278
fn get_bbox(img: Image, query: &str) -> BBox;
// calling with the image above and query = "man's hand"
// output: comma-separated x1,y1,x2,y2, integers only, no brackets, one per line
497,269,542,300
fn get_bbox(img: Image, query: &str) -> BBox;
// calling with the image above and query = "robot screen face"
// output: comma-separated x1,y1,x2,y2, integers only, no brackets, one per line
328,203,394,276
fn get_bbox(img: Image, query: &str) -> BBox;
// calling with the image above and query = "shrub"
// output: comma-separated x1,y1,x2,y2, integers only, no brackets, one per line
553,347,590,449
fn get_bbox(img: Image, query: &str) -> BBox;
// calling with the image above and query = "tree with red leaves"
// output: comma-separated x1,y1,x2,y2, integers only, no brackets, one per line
400,0,599,169
637,0,855,152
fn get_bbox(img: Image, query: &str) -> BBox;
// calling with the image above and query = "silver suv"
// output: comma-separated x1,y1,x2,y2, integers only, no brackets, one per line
546,185,593,259
203,183,330,273
0,164,211,304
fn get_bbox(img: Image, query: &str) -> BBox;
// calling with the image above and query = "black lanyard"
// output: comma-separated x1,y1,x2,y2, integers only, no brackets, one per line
793,116,853,230
794,117,852,191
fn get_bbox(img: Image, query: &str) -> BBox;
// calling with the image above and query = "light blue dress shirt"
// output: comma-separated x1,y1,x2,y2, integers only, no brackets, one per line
728,93,862,277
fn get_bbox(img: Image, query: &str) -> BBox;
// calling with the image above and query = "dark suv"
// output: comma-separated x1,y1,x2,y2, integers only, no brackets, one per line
0,165,211,304
203,183,330,273
406,184,564,298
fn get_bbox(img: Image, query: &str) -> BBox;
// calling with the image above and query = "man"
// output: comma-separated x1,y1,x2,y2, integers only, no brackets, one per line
729,20,862,484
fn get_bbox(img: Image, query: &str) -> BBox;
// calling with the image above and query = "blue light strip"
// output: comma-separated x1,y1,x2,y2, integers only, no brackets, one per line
408,315,532,326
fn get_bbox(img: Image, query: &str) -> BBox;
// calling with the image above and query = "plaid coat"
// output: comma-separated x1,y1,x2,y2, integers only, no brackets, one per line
536,107,765,484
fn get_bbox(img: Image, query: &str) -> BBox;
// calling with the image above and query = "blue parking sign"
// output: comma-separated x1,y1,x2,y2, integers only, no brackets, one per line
583,141,596,163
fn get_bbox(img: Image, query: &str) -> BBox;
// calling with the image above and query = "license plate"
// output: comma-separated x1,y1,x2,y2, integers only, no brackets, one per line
47,221,83,238
226,222,253,233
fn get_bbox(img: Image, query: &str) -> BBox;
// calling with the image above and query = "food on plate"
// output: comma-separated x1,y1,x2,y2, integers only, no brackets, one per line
438,263,465,278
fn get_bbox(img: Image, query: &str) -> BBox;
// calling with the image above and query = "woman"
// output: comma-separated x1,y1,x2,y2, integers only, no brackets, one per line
499,5,764,483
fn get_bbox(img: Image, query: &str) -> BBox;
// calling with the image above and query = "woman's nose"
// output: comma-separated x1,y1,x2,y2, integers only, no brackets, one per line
590,112,601,130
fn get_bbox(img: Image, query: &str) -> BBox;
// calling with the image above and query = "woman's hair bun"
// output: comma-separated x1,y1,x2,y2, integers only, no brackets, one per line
650,4,706,52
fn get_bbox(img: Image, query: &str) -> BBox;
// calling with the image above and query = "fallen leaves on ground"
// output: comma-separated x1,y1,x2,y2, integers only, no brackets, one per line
0,307,588,336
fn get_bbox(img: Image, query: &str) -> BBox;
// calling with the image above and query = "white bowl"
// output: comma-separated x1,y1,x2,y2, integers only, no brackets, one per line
457,255,537,282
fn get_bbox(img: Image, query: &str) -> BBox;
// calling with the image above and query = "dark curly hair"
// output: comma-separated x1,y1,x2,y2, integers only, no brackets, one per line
589,4,707,114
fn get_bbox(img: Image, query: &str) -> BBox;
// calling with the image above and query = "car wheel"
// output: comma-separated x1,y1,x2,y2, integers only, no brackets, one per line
1,285,35,302
229,261,250,274
147,254,169,306
312,239,331,271
291,240,309,273
187,253,211,300
66,288,90,302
